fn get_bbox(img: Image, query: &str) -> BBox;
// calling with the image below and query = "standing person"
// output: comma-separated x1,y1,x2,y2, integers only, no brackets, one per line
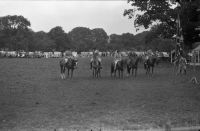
178,55,187,74
113,50,122,70
90,49,102,69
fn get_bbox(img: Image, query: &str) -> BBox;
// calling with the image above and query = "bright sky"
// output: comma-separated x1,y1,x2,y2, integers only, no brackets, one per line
0,1,146,35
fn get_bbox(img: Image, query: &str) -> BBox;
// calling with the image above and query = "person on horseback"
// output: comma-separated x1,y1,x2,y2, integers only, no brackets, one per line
90,49,102,69
127,51,136,64
113,50,122,70
64,51,78,68
144,50,153,63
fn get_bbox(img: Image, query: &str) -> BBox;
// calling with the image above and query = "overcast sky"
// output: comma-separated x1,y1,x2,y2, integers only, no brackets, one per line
0,1,147,35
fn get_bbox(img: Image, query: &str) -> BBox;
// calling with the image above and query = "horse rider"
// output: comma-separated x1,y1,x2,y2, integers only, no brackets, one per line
144,50,151,61
90,49,102,69
113,50,122,70
64,51,78,68
143,50,153,65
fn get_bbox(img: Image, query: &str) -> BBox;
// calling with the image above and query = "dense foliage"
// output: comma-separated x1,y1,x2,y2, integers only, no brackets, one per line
0,15,178,52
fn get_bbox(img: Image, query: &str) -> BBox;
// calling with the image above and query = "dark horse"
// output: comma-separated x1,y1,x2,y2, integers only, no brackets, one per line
144,56,158,75
127,56,140,77
111,59,126,78
91,59,102,78
60,58,78,79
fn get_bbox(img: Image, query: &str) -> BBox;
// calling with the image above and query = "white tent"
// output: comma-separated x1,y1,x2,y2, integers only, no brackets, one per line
192,42,200,65
192,44,200,64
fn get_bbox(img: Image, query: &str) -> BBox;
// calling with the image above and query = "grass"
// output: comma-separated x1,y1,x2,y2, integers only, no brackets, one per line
0,57,200,131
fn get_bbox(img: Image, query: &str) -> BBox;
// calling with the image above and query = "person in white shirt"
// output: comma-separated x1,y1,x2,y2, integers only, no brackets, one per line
90,49,102,69
113,50,122,70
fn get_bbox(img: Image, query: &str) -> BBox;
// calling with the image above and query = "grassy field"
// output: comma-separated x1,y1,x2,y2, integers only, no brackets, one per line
0,57,200,131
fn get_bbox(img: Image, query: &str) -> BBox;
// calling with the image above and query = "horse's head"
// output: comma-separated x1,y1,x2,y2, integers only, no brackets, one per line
73,59,78,66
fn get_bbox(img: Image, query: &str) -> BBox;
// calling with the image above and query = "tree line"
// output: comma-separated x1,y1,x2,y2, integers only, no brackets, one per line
0,15,176,53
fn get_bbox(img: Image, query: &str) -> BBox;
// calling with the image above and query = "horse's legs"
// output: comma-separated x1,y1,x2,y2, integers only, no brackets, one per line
95,69,97,78
131,68,134,76
146,67,148,75
114,70,116,77
184,68,186,75
60,65,64,79
99,69,101,78
62,66,66,79
60,66,63,79
135,68,137,77
71,69,73,78
96,68,100,78
152,66,154,74
67,68,70,77
95,69,98,78
145,66,148,75
147,67,150,75
97,69,99,78
127,66,130,75
98,69,100,78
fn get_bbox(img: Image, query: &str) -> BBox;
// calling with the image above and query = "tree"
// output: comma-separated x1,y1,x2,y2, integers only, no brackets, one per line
133,31,149,50
124,0,176,37
147,38,175,52
33,31,56,51
0,15,31,50
91,28,108,50
68,27,94,51
124,0,200,49
108,34,123,50
180,0,200,48
121,33,136,49
48,26,71,51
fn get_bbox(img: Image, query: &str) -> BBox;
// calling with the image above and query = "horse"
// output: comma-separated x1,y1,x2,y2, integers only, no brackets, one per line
144,55,158,75
111,59,126,78
127,56,140,77
91,59,102,78
59,58,77,79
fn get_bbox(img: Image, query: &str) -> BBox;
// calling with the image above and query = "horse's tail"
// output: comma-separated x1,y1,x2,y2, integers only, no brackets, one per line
119,61,124,71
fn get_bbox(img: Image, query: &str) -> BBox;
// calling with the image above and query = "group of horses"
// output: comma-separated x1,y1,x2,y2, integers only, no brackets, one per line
59,54,159,79
60,58,78,79
110,54,159,78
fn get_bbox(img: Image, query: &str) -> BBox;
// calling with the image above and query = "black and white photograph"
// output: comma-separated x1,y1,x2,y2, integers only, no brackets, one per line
0,0,200,131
